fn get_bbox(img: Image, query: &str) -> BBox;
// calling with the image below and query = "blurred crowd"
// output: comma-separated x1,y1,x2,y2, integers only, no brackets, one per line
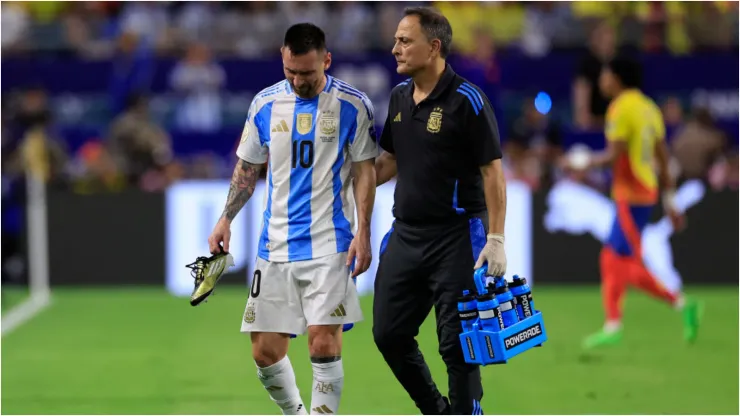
1,1,738,197
2,1,738,57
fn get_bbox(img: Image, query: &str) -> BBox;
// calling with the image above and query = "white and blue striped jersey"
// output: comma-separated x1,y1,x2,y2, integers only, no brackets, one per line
236,75,378,263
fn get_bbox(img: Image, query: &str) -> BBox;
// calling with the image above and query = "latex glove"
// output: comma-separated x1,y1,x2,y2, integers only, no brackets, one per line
474,233,507,277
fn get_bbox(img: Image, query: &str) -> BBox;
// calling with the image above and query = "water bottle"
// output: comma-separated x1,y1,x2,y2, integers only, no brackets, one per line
457,290,479,332
509,275,542,347
509,275,535,320
493,278,520,328
476,291,503,332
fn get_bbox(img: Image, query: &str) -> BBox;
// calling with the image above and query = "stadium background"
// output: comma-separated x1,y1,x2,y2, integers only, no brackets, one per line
1,1,738,414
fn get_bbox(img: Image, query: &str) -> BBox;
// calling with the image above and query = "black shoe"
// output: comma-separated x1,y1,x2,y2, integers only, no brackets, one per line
441,397,451,415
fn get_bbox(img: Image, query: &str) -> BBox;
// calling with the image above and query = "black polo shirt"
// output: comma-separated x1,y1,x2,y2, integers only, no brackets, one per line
379,64,502,226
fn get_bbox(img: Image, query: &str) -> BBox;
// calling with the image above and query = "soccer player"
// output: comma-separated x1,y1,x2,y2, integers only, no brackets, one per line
207,23,377,415
568,57,702,349
372,7,507,415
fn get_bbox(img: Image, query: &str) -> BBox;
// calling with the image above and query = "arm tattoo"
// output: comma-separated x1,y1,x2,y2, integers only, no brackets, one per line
222,160,261,221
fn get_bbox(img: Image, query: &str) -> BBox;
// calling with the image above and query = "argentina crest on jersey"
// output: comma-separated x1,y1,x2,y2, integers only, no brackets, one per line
319,110,338,142
297,113,313,135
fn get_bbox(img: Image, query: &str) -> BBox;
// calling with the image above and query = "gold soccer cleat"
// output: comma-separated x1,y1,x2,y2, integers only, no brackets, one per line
186,248,234,306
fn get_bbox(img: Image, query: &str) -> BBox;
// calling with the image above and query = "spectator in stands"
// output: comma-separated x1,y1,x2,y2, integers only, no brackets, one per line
169,42,225,133
109,31,155,116
572,20,618,131
505,97,563,189
329,2,375,55
107,94,174,189
1,1,30,53
72,140,126,194
670,108,728,185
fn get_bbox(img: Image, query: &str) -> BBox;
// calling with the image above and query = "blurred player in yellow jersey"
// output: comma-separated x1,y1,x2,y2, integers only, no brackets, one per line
568,57,702,349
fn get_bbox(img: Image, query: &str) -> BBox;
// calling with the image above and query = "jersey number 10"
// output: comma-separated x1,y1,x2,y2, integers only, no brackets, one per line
292,140,314,169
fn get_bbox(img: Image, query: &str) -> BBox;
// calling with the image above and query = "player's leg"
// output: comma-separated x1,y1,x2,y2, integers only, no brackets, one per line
296,253,363,415
616,204,702,342
372,226,448,414
241,259,308,415
583,207,633,349
428,216,485,415
306,324,343,415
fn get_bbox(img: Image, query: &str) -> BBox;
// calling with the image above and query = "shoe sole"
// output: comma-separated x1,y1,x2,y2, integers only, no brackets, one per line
190,288,213,306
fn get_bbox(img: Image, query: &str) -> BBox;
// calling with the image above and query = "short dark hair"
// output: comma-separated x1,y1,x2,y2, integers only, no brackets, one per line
403,6,453,58
606,57,642,89
283,23,326,55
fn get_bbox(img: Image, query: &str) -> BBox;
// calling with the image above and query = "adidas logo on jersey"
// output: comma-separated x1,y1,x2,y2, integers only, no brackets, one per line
330,304,347,317
271,120,290,133
393,112,401,122
312,404,334,414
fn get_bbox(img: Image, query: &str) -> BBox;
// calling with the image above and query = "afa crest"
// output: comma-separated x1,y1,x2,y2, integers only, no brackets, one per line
319,113,337,135
427,107,443,133
297,113,313,135
244,302,256,323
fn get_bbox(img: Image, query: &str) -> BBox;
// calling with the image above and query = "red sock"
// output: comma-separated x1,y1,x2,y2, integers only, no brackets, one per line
600,247,628,322
627,258,678,305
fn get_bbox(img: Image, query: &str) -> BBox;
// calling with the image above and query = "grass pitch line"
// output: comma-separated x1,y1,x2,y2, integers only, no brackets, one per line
1,292,51,336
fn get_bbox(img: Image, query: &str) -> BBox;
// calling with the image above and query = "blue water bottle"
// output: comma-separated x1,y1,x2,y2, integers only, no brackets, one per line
457,290,479,332
509,275,535,320
493,278,520,328
476,291,503,332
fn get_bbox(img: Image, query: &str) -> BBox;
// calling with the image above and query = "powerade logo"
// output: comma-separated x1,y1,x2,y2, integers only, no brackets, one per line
484,335,495,359
465,336,476,360
459,310,478,320
519,295,532,317
504,323,542,350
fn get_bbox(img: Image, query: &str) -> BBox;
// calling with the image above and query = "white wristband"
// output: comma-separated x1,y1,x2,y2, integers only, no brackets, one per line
487,233,504,243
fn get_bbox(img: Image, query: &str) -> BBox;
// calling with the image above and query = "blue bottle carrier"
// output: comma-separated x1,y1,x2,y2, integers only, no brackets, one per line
459,269,548,366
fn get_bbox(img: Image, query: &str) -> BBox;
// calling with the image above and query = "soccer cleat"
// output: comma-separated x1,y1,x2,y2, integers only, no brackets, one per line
682,297,703,343
582,328,622,350
186,249,234,306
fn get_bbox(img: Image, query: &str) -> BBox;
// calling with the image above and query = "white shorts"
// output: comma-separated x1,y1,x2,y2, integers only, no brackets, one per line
240,252,363,335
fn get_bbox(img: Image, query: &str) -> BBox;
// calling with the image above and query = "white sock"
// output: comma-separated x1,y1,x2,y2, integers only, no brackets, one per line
310,359,344,415
604,320,622,333
256,356,308,415
674,294,686,310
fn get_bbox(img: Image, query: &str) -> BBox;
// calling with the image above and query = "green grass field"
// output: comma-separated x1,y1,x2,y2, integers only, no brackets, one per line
2,286,738,415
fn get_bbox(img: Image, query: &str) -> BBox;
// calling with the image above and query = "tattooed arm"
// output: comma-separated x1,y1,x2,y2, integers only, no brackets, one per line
222,159,263,222
209,158,262,253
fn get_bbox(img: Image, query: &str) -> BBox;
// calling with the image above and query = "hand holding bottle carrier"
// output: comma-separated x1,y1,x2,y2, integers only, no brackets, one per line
457,267,548,365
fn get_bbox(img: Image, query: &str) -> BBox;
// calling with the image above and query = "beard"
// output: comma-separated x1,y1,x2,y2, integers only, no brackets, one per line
293,81,319,99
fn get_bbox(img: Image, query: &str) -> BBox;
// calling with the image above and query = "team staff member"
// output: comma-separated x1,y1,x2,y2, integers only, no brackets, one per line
372,7,507,415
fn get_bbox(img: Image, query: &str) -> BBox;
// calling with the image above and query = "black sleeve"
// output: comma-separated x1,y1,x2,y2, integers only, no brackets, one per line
379,102,395,154
465,89,502,165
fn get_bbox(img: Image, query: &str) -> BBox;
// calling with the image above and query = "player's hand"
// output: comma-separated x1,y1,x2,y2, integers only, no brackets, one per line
663,190,686,232
667,208,686,232
208,218,232,254
474,233,507,277
347,229,371,278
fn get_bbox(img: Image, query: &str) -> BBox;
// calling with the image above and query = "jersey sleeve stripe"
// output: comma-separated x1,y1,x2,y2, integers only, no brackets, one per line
459,83,484,111
333,78,363,95
335,85,373,121
461,83,484,108
456,87,482,115
324,75,334,92
257,82,286,100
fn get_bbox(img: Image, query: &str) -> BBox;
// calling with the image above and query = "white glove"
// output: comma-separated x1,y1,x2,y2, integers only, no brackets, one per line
474,233,507,277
